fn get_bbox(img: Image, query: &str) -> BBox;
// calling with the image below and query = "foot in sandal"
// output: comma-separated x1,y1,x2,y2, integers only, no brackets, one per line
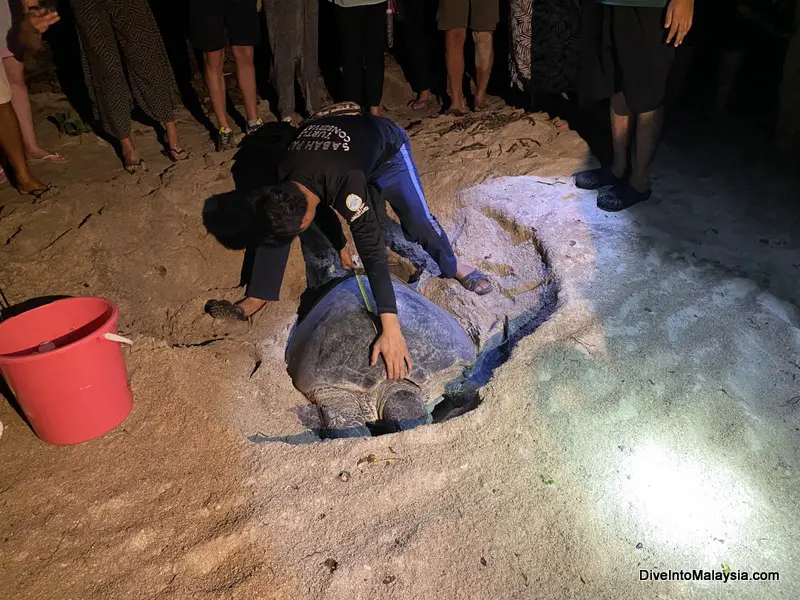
455,263,493,295
205,297,266,321
28,148,67,163
409,89,434,111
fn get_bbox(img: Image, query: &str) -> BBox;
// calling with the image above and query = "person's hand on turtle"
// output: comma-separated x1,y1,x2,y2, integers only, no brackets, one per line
339,247,354,270
665,0,694,47
371,315,412,380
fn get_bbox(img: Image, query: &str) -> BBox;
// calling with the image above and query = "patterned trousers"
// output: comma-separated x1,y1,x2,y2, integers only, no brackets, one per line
69,0,180,140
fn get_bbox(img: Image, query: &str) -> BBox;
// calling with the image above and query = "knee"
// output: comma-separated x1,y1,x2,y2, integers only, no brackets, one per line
232,45,254,63
203,50,224,70
472,31,492,46
610,92,632,117
446,28,467,46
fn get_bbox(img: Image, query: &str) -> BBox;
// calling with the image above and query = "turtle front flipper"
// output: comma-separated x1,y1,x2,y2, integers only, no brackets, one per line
378,383,429,433
311,388,371,439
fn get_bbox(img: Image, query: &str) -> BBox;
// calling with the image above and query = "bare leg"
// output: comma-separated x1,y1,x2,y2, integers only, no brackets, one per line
3,56,57,160
119,136,144,172
0,102,46,192
629,107,664,193
472,30,494,106
445,28,468,112
232,45,258,123
610,92,633,179
203,50,229,130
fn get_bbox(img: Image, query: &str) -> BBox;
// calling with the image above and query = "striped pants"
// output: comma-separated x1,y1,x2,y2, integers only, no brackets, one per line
69,0,180,140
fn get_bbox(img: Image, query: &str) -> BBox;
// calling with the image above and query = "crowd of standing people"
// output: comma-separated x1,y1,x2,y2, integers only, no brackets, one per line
1,1,797,211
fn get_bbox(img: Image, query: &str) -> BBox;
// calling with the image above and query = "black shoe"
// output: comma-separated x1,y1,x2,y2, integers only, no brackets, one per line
597,183,652,212
575,167,621,190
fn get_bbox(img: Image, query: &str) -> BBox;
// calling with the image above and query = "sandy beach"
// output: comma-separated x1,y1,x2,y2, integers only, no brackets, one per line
1,78,799,600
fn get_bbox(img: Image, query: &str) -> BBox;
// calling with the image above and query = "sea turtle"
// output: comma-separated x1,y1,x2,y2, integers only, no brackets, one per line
286,275,477,438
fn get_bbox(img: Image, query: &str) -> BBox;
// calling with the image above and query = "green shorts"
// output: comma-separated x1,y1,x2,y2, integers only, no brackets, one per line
437,0,499,31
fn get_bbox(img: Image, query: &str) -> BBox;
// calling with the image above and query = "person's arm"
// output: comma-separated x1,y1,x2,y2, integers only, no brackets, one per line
332,171,412,380
313,205,353,269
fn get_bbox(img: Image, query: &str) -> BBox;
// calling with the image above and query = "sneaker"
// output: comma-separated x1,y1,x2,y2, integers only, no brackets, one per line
246,117,264,135
216,127,235,152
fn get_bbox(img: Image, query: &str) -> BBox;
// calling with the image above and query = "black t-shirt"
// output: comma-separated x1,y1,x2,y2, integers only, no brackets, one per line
277,114,407,314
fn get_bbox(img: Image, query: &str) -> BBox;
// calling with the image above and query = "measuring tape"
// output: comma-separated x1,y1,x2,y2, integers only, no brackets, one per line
352,255,378,333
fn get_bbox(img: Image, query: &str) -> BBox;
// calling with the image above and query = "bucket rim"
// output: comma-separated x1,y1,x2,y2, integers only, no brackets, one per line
0,296,119,364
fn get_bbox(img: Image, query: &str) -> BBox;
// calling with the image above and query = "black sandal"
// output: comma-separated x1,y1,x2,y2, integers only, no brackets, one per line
458,270,493,295
167,147,188,162
123,158,148,175
575,167,620,190
597,183,651,213
205,299,247,321
20,184,56,201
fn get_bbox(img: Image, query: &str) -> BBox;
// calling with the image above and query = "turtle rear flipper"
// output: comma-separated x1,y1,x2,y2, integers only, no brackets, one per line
379,386,429,433
312,388,371,439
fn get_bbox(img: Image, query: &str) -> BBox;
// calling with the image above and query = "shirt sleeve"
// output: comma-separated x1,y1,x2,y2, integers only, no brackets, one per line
313,205,346,252
332,170,397,314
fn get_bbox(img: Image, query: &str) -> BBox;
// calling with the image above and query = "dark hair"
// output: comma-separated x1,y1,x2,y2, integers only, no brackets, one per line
249,182,308,246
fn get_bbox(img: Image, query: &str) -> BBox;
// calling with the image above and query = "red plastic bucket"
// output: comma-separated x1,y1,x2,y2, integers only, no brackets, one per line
0,297,133,445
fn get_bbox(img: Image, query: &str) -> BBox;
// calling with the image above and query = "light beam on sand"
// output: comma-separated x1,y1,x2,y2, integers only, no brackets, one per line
620,441,753,554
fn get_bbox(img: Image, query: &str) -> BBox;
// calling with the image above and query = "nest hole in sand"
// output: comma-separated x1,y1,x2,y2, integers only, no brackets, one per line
290,200,559,440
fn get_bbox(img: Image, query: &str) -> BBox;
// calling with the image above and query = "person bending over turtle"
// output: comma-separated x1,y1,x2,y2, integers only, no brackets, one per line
207,102,492,380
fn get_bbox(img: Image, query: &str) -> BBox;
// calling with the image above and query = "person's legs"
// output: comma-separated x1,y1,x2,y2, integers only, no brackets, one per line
470,0,499,107
203,50,229,129
362,1,387,115
110,0,183,155
629,107,663,192
609,91,632,179
444,29,468,111
189,0,229,130
439,0,469,112
225,0,261,125
264,0,298,120
402,0,434,106
2,56,60,160
336,5,365,105
232,45,258,122
71,0,136,163
472,30,494,106
299,0,324,115
0,101,46,193
374,140,490,291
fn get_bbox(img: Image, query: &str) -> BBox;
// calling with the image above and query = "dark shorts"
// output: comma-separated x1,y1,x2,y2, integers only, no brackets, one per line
601,5,675,113
189,0,260,52
438,0,499,31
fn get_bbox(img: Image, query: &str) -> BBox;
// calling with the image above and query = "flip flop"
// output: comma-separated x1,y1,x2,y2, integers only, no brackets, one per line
20,184,57,201
30,152,68,164
123,158,148,175
205,299,247,321
445,107,469,117
409,95,435,111
457,270,493,295
597,183,651,212
166,147,188,162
